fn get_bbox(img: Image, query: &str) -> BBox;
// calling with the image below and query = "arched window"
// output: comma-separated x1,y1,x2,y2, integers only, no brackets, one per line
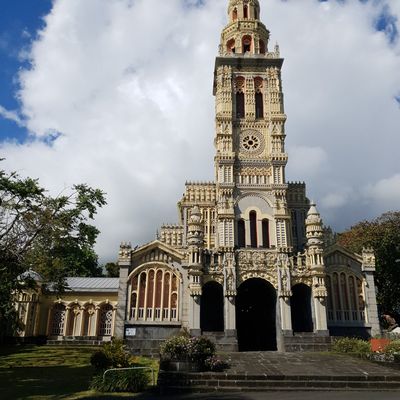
226,39,235,54
340,273,350,320
255,93,263,118
236,93,244,118
244,4,248,19
238,219,246,248
250,211,257,248
201,281,224,332
259,39,265,54
254,77,264,119
242,35,252,53
233,8,238,21
332,273,341,320
51,304,66,336
326,275,333,321
262,219,269,248
99,304,113,336
255,9,258,20
129,266,180,322
327,272,366,323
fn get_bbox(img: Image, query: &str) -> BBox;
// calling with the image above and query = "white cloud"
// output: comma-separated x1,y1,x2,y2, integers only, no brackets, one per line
287,145,328,178
1,0,400,260
363,174,400,206
0,105,24,127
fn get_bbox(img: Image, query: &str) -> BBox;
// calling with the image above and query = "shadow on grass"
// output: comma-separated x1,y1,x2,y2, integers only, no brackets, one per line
0,364,93,400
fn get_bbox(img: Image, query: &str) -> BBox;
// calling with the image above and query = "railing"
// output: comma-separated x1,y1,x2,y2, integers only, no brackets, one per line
103,367,156,386
328,309,365,323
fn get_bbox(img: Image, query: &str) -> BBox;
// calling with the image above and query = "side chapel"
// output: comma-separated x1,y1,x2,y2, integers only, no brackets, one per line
15,0,380,352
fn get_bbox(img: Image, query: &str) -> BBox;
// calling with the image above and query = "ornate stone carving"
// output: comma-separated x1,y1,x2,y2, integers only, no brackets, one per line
118,242,132,264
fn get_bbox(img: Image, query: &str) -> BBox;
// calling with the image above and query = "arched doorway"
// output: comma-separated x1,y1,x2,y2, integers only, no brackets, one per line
291,284,313,332
201,281,224,332
236,278,277,351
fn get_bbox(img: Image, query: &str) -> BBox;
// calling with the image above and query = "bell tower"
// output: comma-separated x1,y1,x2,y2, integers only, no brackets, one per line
214,0,290,253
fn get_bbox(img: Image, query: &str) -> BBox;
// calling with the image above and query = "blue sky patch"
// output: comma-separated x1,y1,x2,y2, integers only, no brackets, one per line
0,0,52,143
375,5,399,44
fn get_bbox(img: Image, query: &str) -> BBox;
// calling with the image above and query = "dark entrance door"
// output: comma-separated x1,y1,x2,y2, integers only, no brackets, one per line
236,278,277,351
291,284,313,332
200,281,224,332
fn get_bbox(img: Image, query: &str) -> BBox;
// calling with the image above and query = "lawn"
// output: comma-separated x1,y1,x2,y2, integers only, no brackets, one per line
0,345,158,400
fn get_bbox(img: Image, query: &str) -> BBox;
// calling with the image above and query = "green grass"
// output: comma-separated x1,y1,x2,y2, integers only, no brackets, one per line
0,345,158,400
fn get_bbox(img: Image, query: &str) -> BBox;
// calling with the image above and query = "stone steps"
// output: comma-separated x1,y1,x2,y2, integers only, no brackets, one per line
283,333,332,352
158,372,400,393
47,339,104,346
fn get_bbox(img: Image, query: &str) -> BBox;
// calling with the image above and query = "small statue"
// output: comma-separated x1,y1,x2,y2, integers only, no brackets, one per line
383,313,398,332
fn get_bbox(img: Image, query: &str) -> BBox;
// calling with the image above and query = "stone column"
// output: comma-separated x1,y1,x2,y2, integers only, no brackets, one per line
245,219,251,247
362,248,380,336
189,295,201,336
313,296,328,333
64,307,71,337
364,272,380,336
224,296,236,331
115,242,132,339
279,297,292,332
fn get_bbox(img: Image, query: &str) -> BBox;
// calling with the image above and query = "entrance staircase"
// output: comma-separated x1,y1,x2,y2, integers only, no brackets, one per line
283,332,332,352
158,352,400,393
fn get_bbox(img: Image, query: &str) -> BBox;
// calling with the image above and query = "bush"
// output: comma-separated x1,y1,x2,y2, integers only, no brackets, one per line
90,368,149,393
384,340,400,356
160,335,223,371
188,336,216,364
160,335,190,361
160,335,216,364
204,356,229,372
90,340,131,371
332,337,371,357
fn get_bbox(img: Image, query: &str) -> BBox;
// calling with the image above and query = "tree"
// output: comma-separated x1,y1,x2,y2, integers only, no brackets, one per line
337,211,400,315
105,262,119,278
0,166,106,338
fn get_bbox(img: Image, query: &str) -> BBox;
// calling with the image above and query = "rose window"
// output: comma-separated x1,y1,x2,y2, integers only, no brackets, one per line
242,134,260,151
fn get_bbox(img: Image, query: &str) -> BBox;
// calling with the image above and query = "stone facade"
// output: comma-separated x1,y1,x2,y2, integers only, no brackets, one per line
14,0,380,350
113,0,380,351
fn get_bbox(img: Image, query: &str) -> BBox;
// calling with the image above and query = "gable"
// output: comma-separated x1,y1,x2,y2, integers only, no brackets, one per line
131,240,184,268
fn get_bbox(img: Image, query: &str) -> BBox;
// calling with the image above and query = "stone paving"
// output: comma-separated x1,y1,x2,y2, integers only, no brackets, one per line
158,352,400,394
220,352,400,379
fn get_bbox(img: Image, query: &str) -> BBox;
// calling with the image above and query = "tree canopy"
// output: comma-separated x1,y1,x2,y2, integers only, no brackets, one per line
0,166,106,336
337,211,400,315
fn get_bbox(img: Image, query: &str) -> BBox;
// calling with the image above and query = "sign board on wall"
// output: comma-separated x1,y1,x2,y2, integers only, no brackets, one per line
125,328,137,337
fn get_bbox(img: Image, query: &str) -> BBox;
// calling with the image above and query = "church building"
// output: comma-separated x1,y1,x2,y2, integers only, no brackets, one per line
15,0,380,352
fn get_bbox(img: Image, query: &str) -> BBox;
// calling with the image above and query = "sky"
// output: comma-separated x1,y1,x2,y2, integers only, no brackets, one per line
0,0,399,263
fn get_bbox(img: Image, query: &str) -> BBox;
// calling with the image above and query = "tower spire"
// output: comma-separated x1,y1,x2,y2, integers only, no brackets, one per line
222,0,269,56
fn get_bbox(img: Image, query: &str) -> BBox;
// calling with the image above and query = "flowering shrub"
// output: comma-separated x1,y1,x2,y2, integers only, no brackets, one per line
160,335,226,371
187,336,216,363
204,356,229,372
160,335,191,361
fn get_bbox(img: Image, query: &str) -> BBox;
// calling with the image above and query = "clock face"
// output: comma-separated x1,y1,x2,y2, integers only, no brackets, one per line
239,130,264,155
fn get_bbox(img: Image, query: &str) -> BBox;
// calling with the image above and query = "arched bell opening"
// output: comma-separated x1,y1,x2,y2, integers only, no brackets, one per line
200,281,224,332
242,35,252,53
291,283,313,333
236,278,277,351
226,38,235,54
